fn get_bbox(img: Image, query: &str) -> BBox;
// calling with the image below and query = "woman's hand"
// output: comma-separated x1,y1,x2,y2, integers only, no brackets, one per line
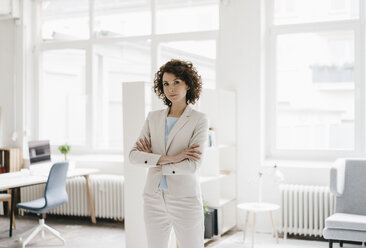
136,138,152,153
173,144,201,163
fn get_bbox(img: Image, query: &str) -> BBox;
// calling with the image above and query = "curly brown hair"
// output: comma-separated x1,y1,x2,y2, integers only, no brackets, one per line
153,59,202,106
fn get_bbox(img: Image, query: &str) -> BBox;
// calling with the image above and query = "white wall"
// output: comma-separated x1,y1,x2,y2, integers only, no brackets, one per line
218,0,331,232
0,0,333,233
0,20,16,148
0,1,33,155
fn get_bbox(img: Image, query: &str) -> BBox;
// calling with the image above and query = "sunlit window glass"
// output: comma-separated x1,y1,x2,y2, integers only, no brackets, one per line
95,0,151,37
41,0,89,40
276,31,354,150
94,42,151,149
40,50,87,145
158,40,216,89
156,0,219,34
274,0,358,25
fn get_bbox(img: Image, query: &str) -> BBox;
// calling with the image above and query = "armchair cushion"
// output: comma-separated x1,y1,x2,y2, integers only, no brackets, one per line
326,213,366,231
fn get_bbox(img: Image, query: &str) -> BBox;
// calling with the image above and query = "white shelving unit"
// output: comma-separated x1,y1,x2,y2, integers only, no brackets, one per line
198,89,237,238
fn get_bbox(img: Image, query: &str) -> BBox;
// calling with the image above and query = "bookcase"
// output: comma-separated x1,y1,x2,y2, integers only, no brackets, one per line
0,148,23,172
0,148,23,215
198,89,237,238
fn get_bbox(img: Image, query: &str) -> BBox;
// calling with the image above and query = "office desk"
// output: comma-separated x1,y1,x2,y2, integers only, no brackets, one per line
0,168,98,237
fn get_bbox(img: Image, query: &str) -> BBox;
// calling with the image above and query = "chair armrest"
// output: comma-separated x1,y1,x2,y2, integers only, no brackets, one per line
330,158,346,197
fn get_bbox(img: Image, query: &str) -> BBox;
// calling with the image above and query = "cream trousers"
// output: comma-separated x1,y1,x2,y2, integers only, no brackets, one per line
143,190,204,248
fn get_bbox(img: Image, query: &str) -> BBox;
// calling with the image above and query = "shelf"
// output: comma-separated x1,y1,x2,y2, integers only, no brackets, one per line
199,88,237,239
209,197,236,209
222,223,236,234
199,174,225,184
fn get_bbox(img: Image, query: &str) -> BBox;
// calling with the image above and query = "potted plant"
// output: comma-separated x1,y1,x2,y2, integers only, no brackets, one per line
58,144,71,161
203,201,218,239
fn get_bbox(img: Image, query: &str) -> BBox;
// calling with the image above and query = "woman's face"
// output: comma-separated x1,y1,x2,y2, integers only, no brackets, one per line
162,72,190,105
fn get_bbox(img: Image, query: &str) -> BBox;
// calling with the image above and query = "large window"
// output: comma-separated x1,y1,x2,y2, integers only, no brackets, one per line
36,0,218,154
268,0,362,159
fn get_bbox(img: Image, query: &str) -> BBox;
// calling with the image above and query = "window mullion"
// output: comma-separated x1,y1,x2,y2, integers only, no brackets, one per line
86,0,95,150
354,24,363,154
271,20,360,35
360,0,366,154
151,0,157,81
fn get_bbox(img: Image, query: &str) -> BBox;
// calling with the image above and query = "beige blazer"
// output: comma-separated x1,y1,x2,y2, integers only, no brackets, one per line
129,104,209,197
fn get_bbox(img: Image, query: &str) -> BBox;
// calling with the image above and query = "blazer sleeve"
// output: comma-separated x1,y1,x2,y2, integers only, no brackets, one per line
162,114,209,175
129,112,162,167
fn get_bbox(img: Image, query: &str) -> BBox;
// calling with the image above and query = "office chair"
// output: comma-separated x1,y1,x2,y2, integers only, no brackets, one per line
0,191,16,229
17,162,69,248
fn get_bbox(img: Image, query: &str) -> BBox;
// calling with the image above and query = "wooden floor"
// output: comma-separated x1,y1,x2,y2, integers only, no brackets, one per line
206,231,360,248
0,215,359,248
0,215,124,248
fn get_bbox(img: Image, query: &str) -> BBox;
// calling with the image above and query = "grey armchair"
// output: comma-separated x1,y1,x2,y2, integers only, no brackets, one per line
323,158,366,248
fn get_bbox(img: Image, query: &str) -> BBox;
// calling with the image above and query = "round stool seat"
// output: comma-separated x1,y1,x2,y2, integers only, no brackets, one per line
237,202,280,212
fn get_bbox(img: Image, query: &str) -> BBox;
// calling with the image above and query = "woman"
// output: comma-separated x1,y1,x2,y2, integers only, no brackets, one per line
129,59,209,248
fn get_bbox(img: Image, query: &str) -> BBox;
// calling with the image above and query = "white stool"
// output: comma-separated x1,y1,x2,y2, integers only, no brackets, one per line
237,202,280,248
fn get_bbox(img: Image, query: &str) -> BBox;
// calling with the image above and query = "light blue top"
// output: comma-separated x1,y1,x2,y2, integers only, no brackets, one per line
158,116,179,190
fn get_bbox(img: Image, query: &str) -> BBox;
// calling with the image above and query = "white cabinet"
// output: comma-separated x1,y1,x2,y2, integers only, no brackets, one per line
198,89,237,237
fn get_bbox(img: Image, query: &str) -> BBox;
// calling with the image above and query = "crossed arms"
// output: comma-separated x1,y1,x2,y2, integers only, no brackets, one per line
128,113,208,175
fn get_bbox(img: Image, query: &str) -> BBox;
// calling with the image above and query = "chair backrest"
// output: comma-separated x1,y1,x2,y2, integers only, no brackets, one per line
44,162,69,208
335,159,366,215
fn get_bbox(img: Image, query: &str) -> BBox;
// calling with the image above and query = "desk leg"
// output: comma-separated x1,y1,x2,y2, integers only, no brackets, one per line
252,213,256,248
84,175,96,224
9,188,15,237
270,211,279,244
243,211,250,242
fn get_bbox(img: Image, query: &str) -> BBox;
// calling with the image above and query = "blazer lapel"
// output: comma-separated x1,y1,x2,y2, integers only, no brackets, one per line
159,107,170,155
165,104,192,153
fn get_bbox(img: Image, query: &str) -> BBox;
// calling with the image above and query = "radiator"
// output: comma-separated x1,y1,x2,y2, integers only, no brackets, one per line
19,175,124,220
279,184,335,238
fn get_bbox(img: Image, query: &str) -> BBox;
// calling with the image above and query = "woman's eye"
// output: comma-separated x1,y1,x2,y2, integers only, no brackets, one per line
163,83,168,86
174,81,180,84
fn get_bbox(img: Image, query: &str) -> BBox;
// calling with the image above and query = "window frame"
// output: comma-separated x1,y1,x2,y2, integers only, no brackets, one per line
265,0,366,160
34,0,219,155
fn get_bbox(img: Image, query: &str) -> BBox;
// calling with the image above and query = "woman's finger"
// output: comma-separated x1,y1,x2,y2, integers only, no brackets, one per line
186,154,199,161
186,152,200,160
191,148,202,155
144,138,150,147
187,148,201,155
136,142,143,151
140,138,148,150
